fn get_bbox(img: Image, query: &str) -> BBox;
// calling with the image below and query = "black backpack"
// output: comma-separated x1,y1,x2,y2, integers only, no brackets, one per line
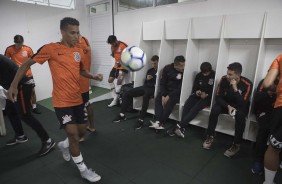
118,82,134,112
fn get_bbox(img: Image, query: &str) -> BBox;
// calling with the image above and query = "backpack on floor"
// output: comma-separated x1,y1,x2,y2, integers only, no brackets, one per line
119,82,134,112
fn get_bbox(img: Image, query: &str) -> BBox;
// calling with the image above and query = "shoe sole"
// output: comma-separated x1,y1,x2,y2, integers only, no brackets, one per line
202,146,211,150
166,130,175,137
39,142,56,156
224,152,236,158
113,118,126,123
6,138,29,146
82,175,102,182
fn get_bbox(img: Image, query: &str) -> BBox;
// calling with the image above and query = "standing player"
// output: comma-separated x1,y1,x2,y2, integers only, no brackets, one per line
0,54,55,156
107,35,128,107
5,35,41,114
76,34,96,133
8,17,103,182
262,54,282,184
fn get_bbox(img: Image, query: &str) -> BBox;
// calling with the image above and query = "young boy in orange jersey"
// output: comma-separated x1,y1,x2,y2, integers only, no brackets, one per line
5,35,41,114
107,35,128,107
8,17,103,183
262,54,282,184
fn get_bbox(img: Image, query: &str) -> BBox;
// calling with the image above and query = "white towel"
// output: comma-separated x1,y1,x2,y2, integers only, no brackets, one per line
0,86,7,109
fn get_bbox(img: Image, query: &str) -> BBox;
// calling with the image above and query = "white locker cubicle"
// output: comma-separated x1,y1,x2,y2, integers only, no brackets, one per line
133,10,282,141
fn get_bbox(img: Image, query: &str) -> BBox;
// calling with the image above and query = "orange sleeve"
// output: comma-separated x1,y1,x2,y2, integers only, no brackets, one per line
31,45,51,64
4,48,11,58
270,54,282,70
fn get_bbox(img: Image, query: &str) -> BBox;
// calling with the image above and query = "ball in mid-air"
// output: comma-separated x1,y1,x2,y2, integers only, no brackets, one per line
121,46,146,71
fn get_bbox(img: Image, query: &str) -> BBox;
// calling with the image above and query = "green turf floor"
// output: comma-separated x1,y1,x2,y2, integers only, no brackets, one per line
1,99,282,184
37,86,110,111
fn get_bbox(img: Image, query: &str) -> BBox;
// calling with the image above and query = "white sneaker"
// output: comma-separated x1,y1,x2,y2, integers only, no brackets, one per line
155,124,165,130
149,120,159,128
108,100,118,107
81,168,101,182
57,141,70,161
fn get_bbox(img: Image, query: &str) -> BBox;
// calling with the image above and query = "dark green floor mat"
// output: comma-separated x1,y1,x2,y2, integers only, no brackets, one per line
0,100,281,184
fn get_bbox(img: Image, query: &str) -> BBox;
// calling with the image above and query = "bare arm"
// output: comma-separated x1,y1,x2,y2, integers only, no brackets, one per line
263,68,279,89
8,58,36,102
80,69,103,81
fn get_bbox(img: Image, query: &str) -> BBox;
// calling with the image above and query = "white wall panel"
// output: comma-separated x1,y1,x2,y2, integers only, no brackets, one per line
143,20,164,40
191,15,223,39
265,11,282,38
165,19,190,40
224,12,265,38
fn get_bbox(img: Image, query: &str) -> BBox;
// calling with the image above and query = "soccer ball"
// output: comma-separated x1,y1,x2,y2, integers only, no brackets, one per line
121,46,146,71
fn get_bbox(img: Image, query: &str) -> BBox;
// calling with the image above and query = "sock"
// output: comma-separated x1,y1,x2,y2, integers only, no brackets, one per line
32,104,36,109
72,153,87,172
120,113,125,117
61,138,69,148
264,167,276,184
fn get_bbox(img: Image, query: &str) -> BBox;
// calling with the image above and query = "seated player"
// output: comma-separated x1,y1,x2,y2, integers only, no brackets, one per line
149,55,185,130
167,62,215,138
112,55,159,129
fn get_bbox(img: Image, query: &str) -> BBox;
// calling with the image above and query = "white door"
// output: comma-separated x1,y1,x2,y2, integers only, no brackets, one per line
89,2,113,89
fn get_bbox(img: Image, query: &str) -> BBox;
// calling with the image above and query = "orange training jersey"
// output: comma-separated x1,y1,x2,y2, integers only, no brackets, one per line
111,41,127,69
32,42,85,108
5,45,34,77
76,36,91,93
269,54,282,108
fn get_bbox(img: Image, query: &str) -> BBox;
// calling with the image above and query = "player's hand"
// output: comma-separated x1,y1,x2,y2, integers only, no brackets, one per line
92,74,103,81
227,105,236,115
196,90,201,96
146,75,153,80
230,79,238,91
7,86,18,102
162,96,169,107
200,92,208,99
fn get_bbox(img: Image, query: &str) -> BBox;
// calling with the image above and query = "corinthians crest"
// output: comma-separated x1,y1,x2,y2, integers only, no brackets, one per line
73,52,81,62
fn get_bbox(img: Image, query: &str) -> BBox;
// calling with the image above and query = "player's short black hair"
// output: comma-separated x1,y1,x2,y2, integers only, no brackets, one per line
151,55,159,62
200,62,212,73
174,55,185,64
14,35,24,44
227,62,242,74
107,35,117,44
60,17,79,30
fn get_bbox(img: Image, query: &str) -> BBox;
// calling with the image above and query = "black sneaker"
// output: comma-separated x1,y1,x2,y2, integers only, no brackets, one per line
112,114,126,123
38,139,56,156
33,108,41,114
135,119,144,130
174,127,185,138
166,129,175,136
6,136,28,146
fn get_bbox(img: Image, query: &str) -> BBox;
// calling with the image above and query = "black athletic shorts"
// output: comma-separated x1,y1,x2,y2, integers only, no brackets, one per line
269,107,282,149
109,67,128,79
54,103,87,128
82,91,90,107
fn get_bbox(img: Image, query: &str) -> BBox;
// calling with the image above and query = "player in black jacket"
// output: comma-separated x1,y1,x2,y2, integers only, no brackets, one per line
251,79,277,175
112,55,159,129
0,54,55,156
203,62,253,158
167,62,215,138
150,55,185,130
